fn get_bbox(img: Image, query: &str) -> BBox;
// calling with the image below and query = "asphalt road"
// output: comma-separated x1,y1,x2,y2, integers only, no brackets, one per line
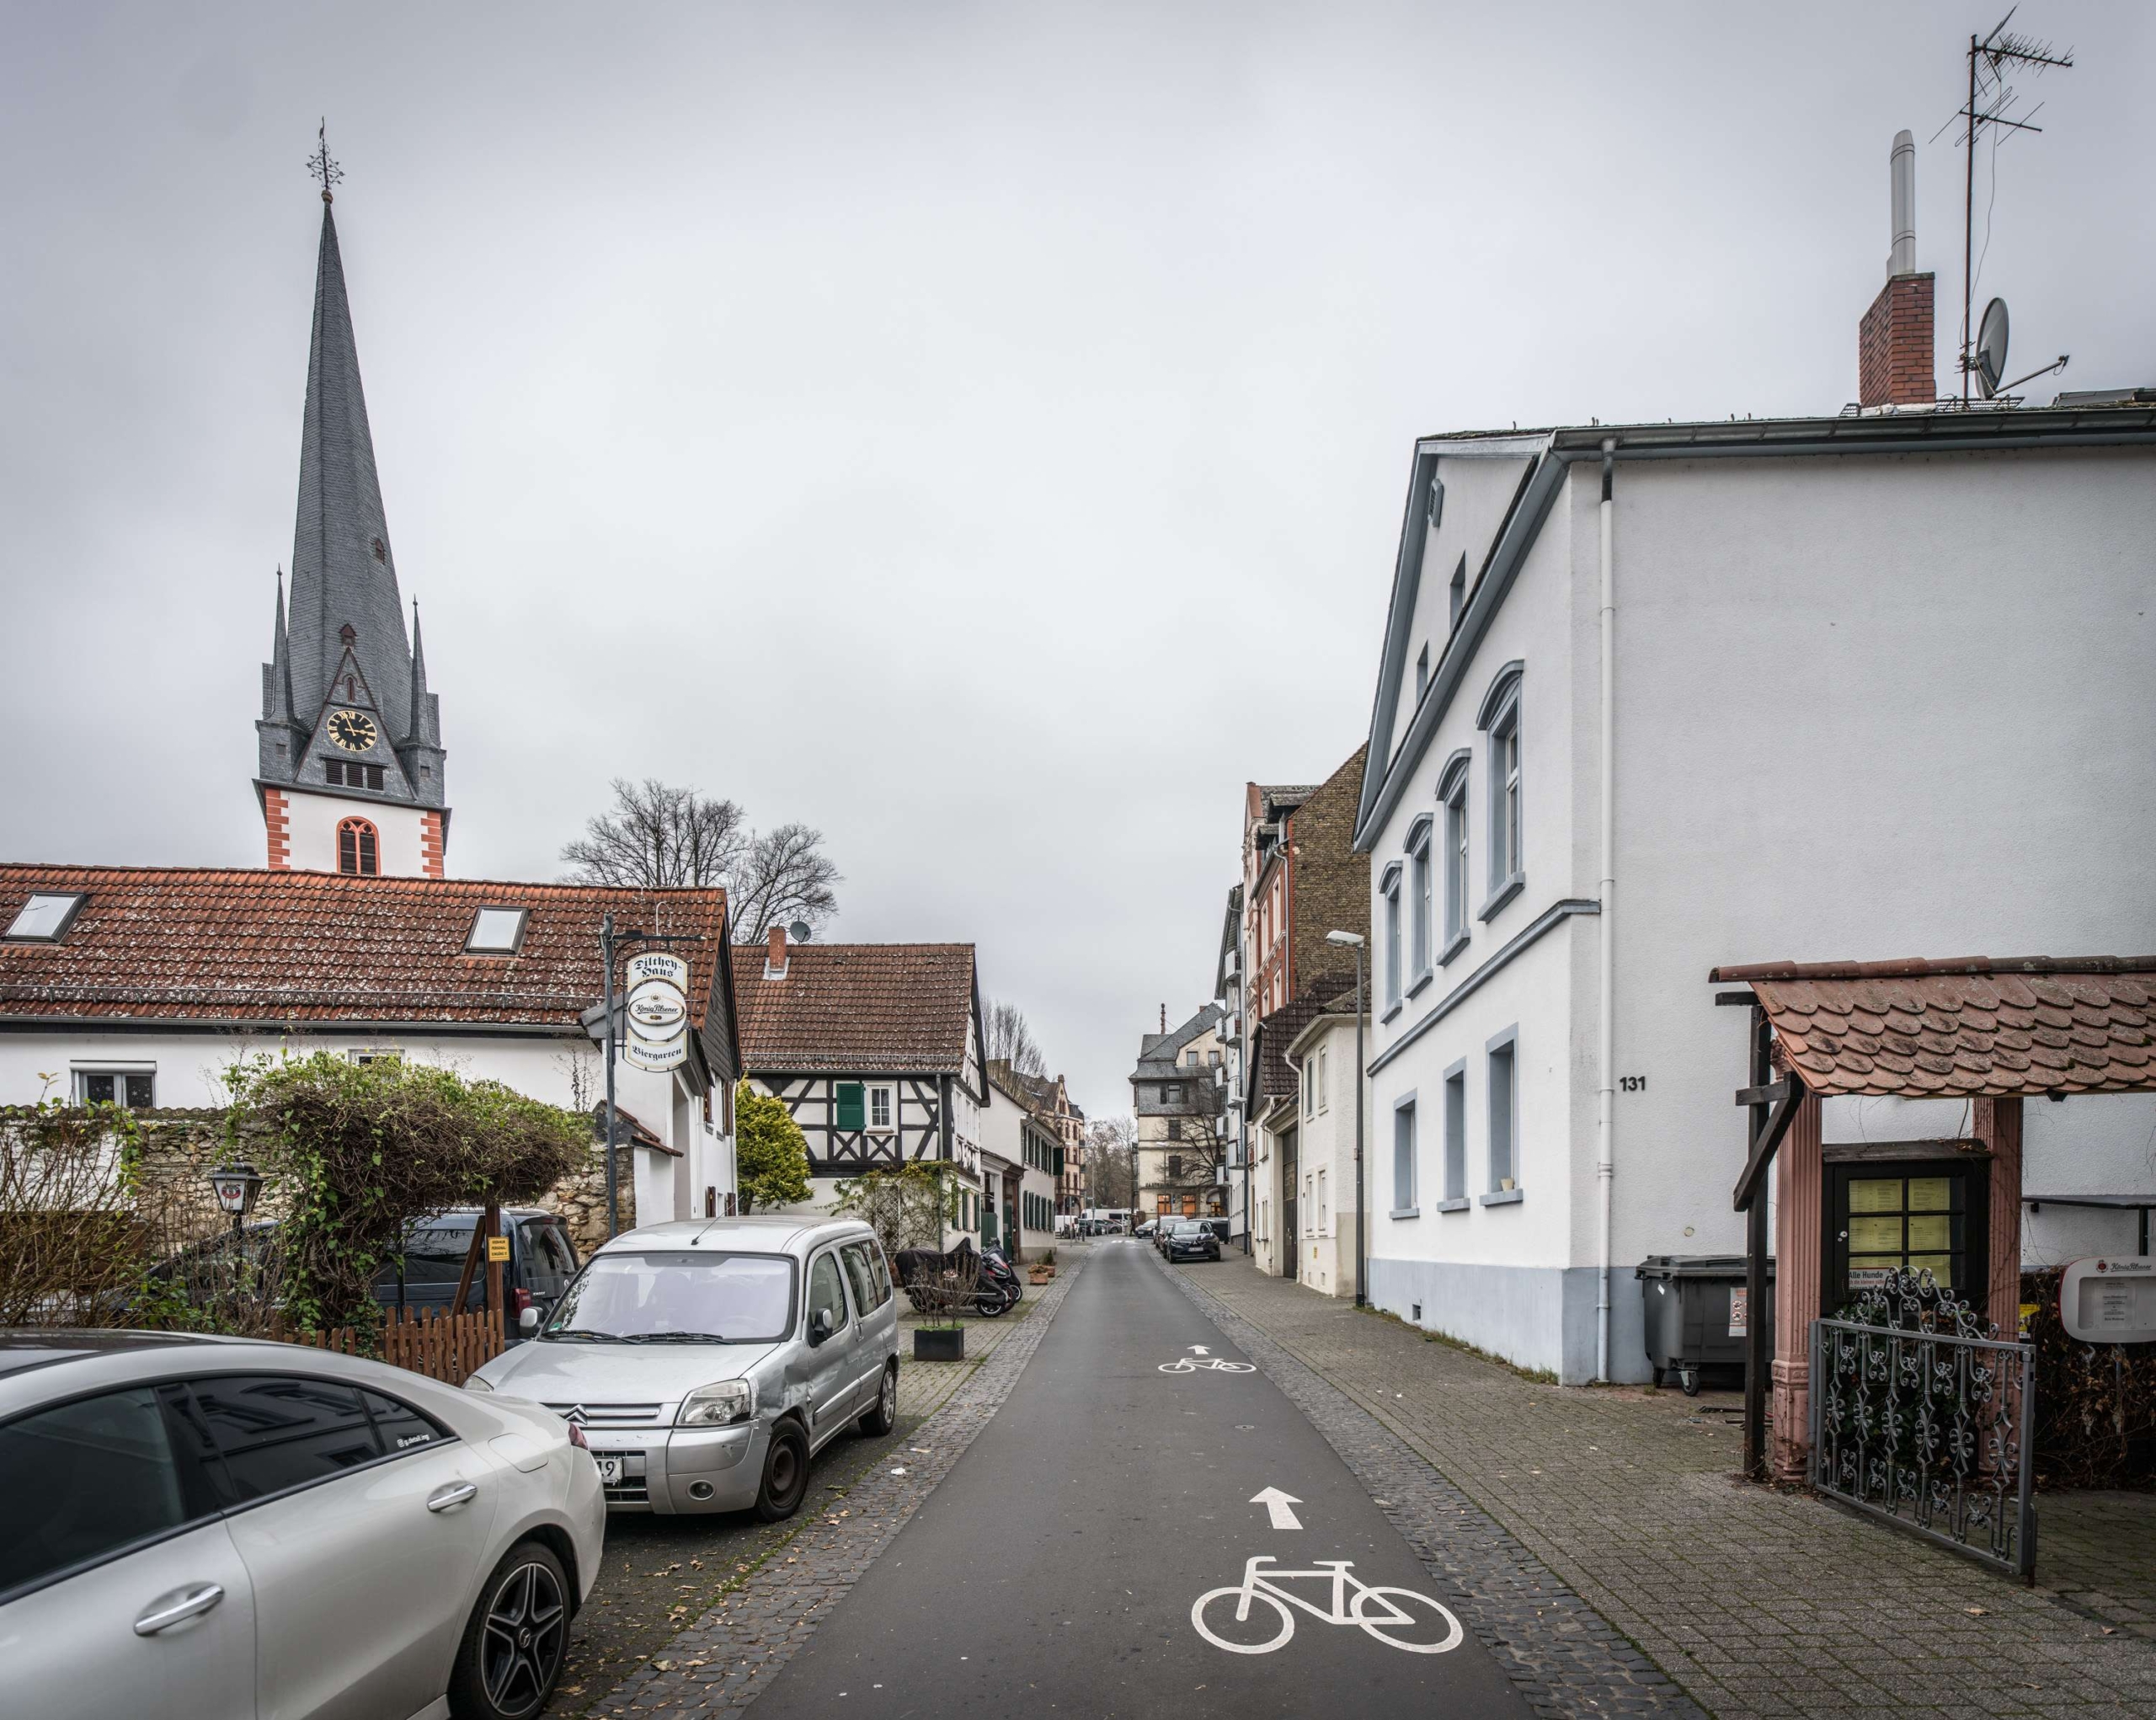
747,1238,1529,1717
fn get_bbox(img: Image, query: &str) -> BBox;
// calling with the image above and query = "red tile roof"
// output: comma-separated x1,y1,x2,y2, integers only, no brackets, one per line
0,867,735,1060
735,943,978,1075
1710,957,2156,1098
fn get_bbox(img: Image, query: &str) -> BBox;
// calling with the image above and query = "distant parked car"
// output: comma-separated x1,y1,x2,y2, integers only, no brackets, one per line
1164,1221,1222,1263
0,1327,605,1720
467,1215,900,1522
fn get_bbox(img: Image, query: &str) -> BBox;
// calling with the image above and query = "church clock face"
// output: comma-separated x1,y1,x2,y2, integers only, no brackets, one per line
327,709,377,753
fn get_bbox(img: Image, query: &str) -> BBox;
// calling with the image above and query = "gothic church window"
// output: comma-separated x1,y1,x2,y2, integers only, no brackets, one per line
337,818,379,877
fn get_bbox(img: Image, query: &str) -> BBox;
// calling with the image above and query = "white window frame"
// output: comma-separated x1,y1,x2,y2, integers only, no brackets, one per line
1436,750,1471,963
72,1066,155,1108
867,1083,895,1134
1440,1060,1469,1208
1406,815,1433,990
6,891,88,941
1315,1042,1329,1114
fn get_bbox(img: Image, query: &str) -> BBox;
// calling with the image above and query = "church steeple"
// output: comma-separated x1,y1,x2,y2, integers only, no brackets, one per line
256,158,449,879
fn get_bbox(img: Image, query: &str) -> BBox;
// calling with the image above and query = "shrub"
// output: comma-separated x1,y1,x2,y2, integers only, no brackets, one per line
735,1081,811,1213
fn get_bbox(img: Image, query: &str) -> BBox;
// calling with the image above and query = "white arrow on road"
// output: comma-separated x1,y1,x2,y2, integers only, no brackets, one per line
1251,1487,1303,1530
1188,1345,1211,1356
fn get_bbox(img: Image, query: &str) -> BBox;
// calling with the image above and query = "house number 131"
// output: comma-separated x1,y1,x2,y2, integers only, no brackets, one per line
1619,1076,1646,1092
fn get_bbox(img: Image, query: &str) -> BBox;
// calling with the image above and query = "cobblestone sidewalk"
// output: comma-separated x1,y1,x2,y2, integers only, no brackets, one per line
1171,1255,2156,1720
586,1251,1090,1715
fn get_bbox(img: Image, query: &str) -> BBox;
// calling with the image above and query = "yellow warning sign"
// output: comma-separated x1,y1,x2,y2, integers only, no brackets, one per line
487,1235,510,1263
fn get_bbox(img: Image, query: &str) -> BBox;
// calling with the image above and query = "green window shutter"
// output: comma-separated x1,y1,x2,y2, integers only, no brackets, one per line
1054,1146,1065,1177
835,1083,865,1130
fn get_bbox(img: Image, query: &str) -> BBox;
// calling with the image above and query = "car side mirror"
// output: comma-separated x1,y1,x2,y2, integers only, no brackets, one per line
809,1307,835,1345
519,1306,541,1335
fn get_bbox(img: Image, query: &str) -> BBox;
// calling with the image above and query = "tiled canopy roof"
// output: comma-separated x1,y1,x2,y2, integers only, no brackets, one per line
0,867,734,1053
1710,957,2156,1098
735,943,977,1075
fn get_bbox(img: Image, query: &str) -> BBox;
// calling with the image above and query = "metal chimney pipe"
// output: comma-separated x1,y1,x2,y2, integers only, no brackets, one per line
1887,129,1917,278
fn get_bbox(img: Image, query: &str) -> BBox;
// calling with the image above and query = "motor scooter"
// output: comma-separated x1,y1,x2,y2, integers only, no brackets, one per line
978,1243,1025,1312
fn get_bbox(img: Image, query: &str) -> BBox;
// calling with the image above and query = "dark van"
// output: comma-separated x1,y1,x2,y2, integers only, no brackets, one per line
374,1208,582,1332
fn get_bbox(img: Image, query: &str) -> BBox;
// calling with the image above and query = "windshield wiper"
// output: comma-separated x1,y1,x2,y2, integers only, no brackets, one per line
621,1331,729,1343
542,1327,623,1342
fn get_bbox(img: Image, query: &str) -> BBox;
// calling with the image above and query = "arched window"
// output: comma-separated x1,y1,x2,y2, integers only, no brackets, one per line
337,817,379,877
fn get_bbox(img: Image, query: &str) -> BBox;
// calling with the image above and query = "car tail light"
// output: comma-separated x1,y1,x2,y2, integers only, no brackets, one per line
511,1286,532,1317
564,1421,589,1450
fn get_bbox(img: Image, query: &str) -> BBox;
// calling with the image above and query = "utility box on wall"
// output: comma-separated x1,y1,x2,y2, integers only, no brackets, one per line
2059,1256,2156,1344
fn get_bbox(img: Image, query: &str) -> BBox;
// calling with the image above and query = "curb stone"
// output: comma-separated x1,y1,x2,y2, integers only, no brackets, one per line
1159,1251,1710,1720
589,1254,1091,1715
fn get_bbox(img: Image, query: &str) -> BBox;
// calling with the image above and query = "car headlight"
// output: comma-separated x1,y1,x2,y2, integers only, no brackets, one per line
677,1378,755,1427
463,1375,494,1393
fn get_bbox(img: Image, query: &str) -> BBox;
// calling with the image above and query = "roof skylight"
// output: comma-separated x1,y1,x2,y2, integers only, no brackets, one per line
4,892,87,942
464,905,529,955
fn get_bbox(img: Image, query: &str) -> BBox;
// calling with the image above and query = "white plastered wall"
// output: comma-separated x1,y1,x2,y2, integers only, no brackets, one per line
281,788,428,876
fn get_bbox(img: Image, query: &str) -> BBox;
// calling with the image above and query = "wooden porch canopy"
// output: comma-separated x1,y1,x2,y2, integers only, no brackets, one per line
1706,955,2156,1480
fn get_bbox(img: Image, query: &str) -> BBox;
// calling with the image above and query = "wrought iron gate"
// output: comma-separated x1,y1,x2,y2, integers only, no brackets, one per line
1811,1273,2036,1580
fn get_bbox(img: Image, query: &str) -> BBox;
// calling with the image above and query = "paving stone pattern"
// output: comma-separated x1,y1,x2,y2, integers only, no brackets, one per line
587,1255,1090,1715
1173,1253,2156,1719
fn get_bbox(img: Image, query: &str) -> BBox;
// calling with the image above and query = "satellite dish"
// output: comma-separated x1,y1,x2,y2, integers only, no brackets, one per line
1976,297,2010,398
787,921,813,944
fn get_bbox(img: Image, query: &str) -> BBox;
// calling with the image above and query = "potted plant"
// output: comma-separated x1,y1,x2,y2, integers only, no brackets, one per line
1028,1247,1056,1285
910,1249,976,1361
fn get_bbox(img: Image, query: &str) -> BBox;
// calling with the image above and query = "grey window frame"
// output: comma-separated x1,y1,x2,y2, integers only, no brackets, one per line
4,891,88,942
1476,664,1526,921
73,1067,156,1108
1439,1060,1470,1209
1380,862,1404,1016
1481,1026,1521,1202
1390,1091,1418,1218
462,905,530,955
1436,749,1472,964
1405,815,1433,991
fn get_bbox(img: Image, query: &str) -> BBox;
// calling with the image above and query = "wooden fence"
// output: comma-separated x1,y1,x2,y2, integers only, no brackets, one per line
281,1306,505,1387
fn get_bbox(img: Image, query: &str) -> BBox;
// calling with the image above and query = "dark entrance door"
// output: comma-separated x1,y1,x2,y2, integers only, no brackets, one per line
1281,1124,1299,1283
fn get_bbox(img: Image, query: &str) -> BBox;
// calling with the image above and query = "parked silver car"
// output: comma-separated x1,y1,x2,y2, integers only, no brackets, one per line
0,1327,606,1720
467,1215,901,1521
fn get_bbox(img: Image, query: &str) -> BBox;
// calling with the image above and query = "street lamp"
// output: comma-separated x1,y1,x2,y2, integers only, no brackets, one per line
1326,930,1366,1308
207,1162,263,1240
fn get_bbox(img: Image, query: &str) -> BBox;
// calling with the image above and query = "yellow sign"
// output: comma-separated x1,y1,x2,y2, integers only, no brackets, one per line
487,1235,510,1263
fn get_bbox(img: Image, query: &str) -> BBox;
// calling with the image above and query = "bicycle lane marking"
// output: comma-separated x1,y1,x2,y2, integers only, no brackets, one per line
1191,1556,1464,1655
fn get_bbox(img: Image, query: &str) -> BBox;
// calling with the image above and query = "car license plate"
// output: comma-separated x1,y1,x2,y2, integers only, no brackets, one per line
595,1454,626,1485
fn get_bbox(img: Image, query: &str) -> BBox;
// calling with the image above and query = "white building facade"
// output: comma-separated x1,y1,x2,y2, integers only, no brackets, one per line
1352,408,2156,1383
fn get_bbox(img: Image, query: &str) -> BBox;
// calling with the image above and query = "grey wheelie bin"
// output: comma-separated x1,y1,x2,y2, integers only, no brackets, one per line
1636,1254,1774,1395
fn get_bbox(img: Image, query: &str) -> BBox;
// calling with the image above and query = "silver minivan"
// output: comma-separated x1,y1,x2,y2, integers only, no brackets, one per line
466,1216,900,1521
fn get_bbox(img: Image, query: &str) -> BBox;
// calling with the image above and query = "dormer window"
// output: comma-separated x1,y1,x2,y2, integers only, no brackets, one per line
464,906,529,955
5,892,87,941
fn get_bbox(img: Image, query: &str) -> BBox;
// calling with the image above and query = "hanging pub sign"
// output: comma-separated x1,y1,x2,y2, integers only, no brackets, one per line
623,952,691,1072
2059,1256,2156,1344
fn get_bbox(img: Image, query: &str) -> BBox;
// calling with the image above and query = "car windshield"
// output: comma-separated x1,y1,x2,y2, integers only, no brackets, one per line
1173,1222,1204,1236
542,1252,796,1343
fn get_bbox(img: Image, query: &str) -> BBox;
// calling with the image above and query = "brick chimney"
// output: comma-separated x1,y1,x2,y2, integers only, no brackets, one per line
1858,130,1935,408
766,923,788,978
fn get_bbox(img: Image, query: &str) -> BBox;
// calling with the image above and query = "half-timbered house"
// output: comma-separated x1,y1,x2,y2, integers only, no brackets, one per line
734,927,990,1223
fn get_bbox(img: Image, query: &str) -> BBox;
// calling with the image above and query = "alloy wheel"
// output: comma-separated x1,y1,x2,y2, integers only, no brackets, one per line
480,1557,567,1717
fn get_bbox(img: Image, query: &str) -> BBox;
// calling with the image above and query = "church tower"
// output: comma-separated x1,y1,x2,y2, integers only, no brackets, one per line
255,179,448,878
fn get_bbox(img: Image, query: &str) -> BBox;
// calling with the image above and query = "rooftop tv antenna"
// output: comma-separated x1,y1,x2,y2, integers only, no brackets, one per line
1934,8,2072,402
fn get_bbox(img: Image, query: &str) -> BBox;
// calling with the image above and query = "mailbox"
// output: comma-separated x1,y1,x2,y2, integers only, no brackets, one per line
2058,1256,2156,1344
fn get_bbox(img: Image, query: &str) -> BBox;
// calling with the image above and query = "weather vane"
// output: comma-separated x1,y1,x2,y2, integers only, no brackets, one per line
307,120,344,203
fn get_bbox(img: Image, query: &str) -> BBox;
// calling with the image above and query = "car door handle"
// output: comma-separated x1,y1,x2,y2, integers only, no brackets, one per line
134,1583,225,1636
426,1481,479,1513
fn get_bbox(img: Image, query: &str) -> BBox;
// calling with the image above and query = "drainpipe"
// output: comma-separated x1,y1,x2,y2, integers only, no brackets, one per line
1595,440,1617,1383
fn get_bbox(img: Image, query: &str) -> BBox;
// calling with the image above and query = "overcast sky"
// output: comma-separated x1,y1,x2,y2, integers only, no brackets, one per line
3,2,2150,1119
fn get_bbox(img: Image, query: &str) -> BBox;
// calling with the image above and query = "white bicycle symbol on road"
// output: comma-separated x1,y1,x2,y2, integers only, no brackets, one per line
1191,1557,1463,1655
1157,1357,1255,1374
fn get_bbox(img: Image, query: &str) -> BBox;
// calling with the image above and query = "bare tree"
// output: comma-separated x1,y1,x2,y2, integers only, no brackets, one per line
561,779,744,889
985,999,1047,1077
728,823,841,944
561,782,840,942
1084,1114,1138,1210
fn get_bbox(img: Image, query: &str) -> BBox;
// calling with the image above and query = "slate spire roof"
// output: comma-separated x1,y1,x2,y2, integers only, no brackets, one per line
258,198,446,809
